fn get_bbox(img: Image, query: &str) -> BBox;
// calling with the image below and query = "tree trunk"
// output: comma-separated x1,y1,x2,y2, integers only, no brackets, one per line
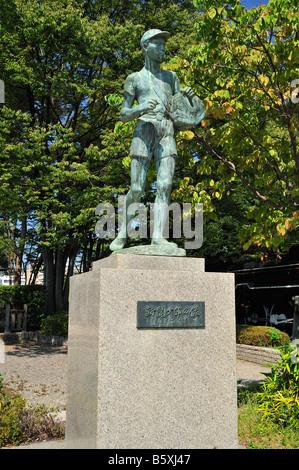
63,249,77,310
13,254,22,285
43,247,55,315
29,254,43,284
11,217,27,286
55,247,66,313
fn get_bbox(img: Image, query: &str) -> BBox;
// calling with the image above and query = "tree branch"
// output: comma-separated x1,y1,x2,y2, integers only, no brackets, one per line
194,131,285,212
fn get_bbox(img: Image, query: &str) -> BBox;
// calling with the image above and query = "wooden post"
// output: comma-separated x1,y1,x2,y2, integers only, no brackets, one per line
292,296,299,340
10,311,16,331
5,304,10,333
17,311,22,330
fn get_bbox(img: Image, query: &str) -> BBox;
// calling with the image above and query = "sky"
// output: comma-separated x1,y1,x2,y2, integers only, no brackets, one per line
240,0,269,8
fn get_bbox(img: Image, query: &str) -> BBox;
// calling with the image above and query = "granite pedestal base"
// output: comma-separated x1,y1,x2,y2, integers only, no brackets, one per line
66,254,238,449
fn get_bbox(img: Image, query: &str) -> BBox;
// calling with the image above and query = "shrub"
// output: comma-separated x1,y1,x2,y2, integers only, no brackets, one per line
238,343,299,448
236,324,289,348
40,311,68,337
0,393,27,447
256,342,299,430
0,285,46,330
0,373,6,403
0,378,65,447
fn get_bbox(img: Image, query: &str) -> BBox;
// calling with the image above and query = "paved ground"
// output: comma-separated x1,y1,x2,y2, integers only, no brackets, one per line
236,359,271,386
1,343,68,411
0,342,271,449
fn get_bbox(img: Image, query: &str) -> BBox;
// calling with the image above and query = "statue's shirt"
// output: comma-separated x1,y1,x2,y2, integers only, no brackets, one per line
124,67,181,120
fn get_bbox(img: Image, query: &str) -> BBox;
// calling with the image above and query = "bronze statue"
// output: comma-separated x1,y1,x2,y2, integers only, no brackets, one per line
110,29,205,255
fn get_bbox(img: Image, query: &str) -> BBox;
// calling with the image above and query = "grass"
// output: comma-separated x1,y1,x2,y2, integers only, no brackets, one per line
238,383,299,449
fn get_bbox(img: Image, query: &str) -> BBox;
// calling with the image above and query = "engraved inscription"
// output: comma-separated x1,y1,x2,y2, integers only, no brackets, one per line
137,301,205,329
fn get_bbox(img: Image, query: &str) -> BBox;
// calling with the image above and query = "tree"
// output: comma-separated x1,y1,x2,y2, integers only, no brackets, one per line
167,0,298,255
0,0,198,312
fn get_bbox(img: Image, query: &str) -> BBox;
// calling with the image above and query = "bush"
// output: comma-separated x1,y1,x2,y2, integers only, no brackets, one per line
236,324,289,348
0,393,27,447
238,343,299,448
0,377,65,447
256,342,299,430
0,285,46,330
40,311,68,337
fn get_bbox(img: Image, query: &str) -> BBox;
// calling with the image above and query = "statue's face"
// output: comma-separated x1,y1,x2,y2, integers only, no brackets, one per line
144,37,166,63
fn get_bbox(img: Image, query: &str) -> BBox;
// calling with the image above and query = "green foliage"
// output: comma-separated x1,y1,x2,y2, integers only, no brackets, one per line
0,285,46,330
236,324,290,348
0,381,64,447
0,373,6,404
169,0,299,254
0,392,27,447
256,343,299,429
0,0,199,313
237,382,262,407
238,394,299,449
237,342,299,448
40,311,68,337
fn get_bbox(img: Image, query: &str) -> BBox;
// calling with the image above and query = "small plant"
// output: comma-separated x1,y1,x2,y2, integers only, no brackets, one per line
266,327,285,346
237,382,263,406
238,342,299,448
17,405,65,444
0,391,28,447
0,377,65,447
0,373,3,395
256,342,299,430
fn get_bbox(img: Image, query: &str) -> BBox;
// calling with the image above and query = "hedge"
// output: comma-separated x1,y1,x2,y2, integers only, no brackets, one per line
236,324,290,348
0,285,46,331
40,311,68,337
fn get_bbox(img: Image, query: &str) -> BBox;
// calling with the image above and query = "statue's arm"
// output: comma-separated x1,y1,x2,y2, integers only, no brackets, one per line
120,93,159,123
119,74,159,123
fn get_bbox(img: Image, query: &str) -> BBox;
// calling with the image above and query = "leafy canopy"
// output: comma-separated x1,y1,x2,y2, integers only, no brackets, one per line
168,0,299,252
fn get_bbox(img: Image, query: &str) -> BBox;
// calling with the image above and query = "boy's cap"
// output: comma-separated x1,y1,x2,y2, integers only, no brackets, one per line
140,29,170,47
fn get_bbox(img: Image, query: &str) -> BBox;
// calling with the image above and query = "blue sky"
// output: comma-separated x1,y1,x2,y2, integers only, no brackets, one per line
240,0,269,8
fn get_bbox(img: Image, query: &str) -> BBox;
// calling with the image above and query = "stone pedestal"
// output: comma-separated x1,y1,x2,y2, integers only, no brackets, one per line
66,255,238,449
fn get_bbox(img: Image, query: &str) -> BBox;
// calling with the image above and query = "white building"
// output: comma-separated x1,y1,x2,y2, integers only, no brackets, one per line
0,275,10,285
0,274,26,285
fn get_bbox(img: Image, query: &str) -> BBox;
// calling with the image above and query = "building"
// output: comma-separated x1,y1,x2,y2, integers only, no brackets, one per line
234,262,299,336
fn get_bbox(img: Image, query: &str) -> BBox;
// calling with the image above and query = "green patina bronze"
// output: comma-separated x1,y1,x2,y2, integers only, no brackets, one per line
110,29,206,256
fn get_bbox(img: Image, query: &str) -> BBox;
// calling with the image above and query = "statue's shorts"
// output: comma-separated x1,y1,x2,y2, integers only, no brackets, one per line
129,115,177,162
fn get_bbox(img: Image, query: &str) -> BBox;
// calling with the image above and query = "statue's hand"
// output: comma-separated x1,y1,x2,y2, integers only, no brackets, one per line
181,87,196,101
139,98,159,115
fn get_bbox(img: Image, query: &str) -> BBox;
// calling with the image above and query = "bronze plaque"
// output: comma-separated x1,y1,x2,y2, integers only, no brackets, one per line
137,301,205,329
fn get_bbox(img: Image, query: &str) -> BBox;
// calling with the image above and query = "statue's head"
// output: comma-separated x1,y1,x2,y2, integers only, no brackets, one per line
140,29,170,64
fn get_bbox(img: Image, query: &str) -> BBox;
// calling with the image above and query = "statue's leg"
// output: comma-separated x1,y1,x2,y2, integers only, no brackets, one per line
110,157,150,251
151,155,177,247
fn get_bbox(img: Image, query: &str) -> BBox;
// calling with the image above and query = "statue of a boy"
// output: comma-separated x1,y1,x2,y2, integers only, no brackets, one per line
110,29,205,252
